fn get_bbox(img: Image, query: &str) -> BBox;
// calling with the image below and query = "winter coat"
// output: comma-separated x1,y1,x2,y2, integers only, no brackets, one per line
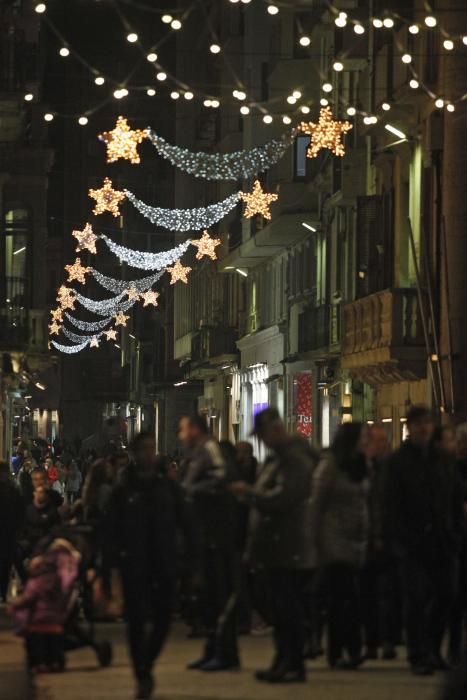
310,454,369,569
247,437,318,570
23,499,61,554
104,464,199,582
11,545,79,632
383,441,463,564
182,438,237,551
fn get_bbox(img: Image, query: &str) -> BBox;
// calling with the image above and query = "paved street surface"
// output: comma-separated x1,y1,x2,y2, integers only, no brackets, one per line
0,609,32,700
33,623,444,700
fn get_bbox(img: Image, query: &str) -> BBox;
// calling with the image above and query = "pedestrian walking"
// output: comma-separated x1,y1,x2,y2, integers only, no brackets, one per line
311,423,369,670
103,432,198,700
384,406,463,675
231,408,318,683
65,460,82,503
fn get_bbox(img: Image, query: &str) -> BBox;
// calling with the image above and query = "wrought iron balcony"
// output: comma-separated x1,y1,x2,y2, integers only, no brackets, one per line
341,288,426,383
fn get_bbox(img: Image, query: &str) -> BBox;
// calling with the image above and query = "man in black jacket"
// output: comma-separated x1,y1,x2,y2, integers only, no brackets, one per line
104,432,198,700
384,405,463,676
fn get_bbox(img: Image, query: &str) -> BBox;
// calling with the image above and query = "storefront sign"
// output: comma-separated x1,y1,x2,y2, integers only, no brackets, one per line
295,372,313,438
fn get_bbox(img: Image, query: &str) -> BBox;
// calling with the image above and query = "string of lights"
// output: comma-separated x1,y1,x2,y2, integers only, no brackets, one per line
62,327,105,344
90,268,164,294
65,313,113,332
147,129,296,180
73,291,135,316
124,190,240,232
50,339,92,354
99,235,192,270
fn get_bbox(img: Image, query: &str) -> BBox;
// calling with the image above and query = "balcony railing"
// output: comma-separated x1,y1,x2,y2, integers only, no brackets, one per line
191,327,238,364
299,305,333,353
341,288,426,382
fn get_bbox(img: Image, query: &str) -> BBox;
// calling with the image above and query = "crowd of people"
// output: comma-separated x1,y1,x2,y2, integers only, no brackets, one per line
0,405,466,699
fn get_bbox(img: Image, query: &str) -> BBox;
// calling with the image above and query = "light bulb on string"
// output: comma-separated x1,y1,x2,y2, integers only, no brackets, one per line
347,107,356,116
78,116,88,126
383,18,394,28
44,113,54,122
267,4,279,14
210,44,221,54
335,12,347,28
147,52,158,62
59,47,70,57
435,98,444,108
204,99,212,107
95,76,105,85
263,114,273,124
240,105,250,115
409,24,420,34
463,36,467,46
320,98,329,106
127,33,138,43
283,115,292,124
322,82,333,93
300,105,310,114
287,95,297,105
443,39,454,51
373,18,383,28
171,19,182,30
211,100,220,108
292,90,302,99
156,72,167,81
299,36,311,47
354,23,365,34
170,91,180,100
409,79,419,89
35,3,46,13
333,61,344,72
147,88,156,97
382,102,391,111
184,91,194,100
402,53,412,64
425,16,437,28
161,14,172,23
447,104,455,113
24,93,34,102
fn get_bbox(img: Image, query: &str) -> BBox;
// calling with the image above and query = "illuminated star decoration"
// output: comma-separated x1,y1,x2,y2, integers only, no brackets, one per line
141,289,160,307
104,328,117,341
99,116,148,165
166,259,192,285
125,286,141,301
72,223,98,254
57,286,76,311
90,337,100,348
298,106,353,159
49,321,61,336
65,258,91,284
114,311,129,327
50,308,63,322
239,180,278,221
89,177,126,217
192,230,221,261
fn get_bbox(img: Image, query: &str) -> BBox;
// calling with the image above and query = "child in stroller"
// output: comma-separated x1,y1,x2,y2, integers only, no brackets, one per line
10,537,80,673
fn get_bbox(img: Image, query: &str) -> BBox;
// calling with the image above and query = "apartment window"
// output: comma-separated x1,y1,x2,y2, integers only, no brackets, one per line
3,208,29,307
295,136,309,179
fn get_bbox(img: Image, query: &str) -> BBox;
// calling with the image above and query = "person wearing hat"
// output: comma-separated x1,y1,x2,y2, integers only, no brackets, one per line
230,408,318,684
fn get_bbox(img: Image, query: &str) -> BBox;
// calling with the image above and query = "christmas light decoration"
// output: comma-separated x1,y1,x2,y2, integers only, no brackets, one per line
141,290,160,307
72,223,98,254
192,230,221,260
90,268,164,294
126,287,141,301
74,290,132,316
65,258,91,284
90,337,100,348
57,290,77,311
146,130,295,180
50,308,63,322
299,107,353,159
114,311,129,326
99,116,148,165
104,328,117,341
167,260,192,285
89,178,126,217
65,313,112,332
49,321,61,336
62,327,96,344
125,190,239,232
100,235,192,271
51,340,90,354
239,180,278,221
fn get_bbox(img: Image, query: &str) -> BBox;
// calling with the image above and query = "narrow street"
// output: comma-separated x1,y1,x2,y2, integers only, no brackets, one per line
33,623,443,700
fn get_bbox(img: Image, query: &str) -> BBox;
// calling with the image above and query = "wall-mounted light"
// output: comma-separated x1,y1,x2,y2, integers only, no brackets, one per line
385,124,407,140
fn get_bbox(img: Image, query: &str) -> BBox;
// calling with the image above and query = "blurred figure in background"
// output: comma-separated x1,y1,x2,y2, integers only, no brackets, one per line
65,460,82,504
384,406,463,675
311,423,369,670
231,408,318,684
0,461,23,602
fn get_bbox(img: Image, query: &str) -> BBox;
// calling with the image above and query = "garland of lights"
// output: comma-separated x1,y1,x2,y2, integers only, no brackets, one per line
74,291,135,316
62,327,105,344
100,235,192,271
90,268,164,294
65,313,112,332
124,190,240,232
51,339,91,354
147,130,295,180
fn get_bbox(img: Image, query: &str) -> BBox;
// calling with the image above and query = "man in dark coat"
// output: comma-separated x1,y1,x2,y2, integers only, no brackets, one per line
384,405,463,676
230,408,318,684
179,415,239,672
0,461,24,601
104,432,198,700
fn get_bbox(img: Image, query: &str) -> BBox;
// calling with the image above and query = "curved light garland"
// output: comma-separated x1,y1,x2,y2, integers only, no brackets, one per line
51,339,91,354
74,291,135,316
147,130,295,180
124,190,240,232
62,327,105,344
90,268,164,294
65,313,113,332
100,235,192,270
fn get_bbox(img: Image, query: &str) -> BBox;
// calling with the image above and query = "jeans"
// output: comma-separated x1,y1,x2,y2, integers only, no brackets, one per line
400,556,458,666
122,574,175,681
266,568,306,671
323,562,362,666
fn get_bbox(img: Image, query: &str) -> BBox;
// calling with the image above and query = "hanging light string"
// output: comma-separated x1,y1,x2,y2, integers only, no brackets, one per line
90,268,164,294
65,313,112,332
51,339,93,354
99,235,192,270
146,129,296,180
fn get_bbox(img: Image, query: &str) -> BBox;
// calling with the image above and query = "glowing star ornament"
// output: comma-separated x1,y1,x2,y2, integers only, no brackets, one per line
65,258,91,284
114,311,130,327
192,230,221,260
299,107,353,158
89,177,126,217
141,290,160,307
167,259,192,285
125,286,141,301
49,321,61,336
50,308,63,322
104,328,118,341
57,286,77,311
99,116,148,165
73,223,98,254
239,180,278,221
90,337,100,348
